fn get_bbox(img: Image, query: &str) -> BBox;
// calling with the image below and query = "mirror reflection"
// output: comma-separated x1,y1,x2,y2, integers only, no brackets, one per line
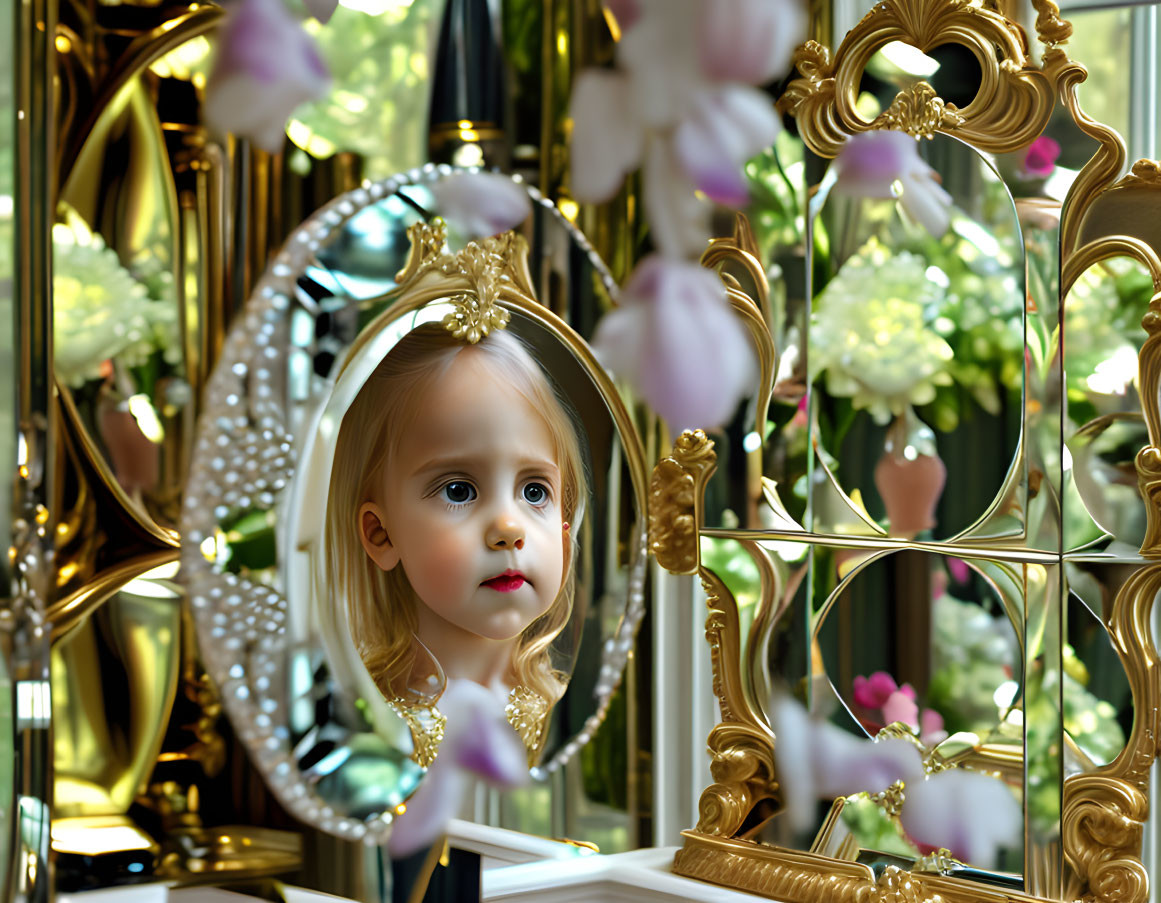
803,134,1024,542
1063,257,1153,552
326,322,589,765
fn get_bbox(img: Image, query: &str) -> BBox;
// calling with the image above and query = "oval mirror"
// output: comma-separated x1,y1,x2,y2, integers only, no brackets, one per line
181,168,648,842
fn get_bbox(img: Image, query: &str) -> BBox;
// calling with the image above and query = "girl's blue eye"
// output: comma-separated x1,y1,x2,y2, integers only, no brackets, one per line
442,481,476,505
522,482,550,506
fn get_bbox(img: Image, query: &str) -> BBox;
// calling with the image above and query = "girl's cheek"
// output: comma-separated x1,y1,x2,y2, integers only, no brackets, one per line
419,531,473,600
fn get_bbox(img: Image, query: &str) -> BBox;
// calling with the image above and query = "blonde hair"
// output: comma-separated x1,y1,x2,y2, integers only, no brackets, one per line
324,323,587,708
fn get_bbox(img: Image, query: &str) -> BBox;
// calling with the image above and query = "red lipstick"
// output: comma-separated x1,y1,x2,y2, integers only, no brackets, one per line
482,569,526,592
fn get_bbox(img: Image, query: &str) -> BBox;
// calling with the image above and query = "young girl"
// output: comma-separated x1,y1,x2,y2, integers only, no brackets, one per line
324,322,588,765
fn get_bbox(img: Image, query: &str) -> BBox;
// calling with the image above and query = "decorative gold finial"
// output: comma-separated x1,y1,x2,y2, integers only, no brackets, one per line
393,220,536,343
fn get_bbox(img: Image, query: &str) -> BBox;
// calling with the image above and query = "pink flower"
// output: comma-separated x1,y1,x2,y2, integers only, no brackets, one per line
920,708,946,746
386,680,527,858
882,689,919,728
429,172,533,240
853,671,899,709
946,557,970,584
593,256,757,430
833,131,953,237
1023,135,1061,177
697,0,807,85
203,0,331,154
899,769,1021,868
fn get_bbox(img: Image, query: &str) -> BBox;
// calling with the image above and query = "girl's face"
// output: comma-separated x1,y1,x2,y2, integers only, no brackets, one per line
359,350,567,644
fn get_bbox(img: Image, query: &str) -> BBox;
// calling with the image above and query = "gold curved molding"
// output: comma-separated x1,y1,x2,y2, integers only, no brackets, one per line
781,0,1060,157
695,566,779,838
1071,159,1161,263
702,216,777,440
1060,563,1161,903
675,830,1054,902
649,430,717,575
58,6,224,180
1055,62,1128,260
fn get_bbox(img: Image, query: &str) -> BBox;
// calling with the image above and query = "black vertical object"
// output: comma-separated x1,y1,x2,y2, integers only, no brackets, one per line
428,0,510,167
392,843,482,903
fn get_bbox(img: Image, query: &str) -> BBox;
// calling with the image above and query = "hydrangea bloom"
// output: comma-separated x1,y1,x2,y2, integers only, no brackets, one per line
810,243,953,423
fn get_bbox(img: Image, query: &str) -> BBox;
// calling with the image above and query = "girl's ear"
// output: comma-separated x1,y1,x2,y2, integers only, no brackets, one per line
358,502,400,571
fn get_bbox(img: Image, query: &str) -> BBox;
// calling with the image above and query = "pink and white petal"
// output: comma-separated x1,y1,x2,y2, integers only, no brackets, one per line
697,0,808,85
898,170,953,238
833,130,917,199
617,0,702,128
814,730,924,800
430,172,532,239
642,139,712,260
674,85,779,206
594,254,756,430
569,70,646,203
899,770,1022,868
386,680,527,859
205,0,331,153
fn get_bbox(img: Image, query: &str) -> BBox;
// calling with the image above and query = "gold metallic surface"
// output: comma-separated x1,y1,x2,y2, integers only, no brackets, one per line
781,0,1066,157
648,430,717,575
694,566,779,839
675,830,1054,902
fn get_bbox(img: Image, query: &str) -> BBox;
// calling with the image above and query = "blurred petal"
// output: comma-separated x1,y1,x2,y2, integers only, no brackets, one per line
604,0,641,29
618,0,701,128
899,770,1022,868
833,131,917,198
643,139,712,259
1023,135,1060,177
920,708,947,746
594,255,756,431
674,85,779,206
430,172,532,239
898,170,953,238
569,70,646,203
697,0,808,85
303,0,338,23
769,691,923,834
947,557,970,584
386,680,526,858
204,0,331,154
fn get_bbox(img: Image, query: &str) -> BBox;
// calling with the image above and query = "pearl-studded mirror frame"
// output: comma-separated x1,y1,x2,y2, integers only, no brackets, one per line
180,166,649,843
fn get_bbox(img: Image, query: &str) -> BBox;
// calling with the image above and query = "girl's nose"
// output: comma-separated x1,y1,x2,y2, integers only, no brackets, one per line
486,512,525,550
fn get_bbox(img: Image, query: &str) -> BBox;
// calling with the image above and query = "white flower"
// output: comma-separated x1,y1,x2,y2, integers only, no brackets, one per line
386,680,527,859
810,242,953,423
52,229,178,388
833,131,953,238
429,172,533,240
204,0,332,154
594,255,757,431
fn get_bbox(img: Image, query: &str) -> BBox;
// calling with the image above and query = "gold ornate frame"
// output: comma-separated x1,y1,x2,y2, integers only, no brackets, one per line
651,0,1161,899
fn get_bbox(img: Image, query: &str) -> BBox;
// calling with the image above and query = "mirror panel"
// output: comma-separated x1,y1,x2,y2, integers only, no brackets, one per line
800,134,1024,543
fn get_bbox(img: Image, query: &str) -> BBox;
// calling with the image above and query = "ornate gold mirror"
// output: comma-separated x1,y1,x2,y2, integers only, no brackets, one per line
652,0,1161,899
181,168,648,840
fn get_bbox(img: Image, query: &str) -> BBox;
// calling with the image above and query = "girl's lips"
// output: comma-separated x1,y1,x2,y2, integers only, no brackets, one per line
482,573,526,592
